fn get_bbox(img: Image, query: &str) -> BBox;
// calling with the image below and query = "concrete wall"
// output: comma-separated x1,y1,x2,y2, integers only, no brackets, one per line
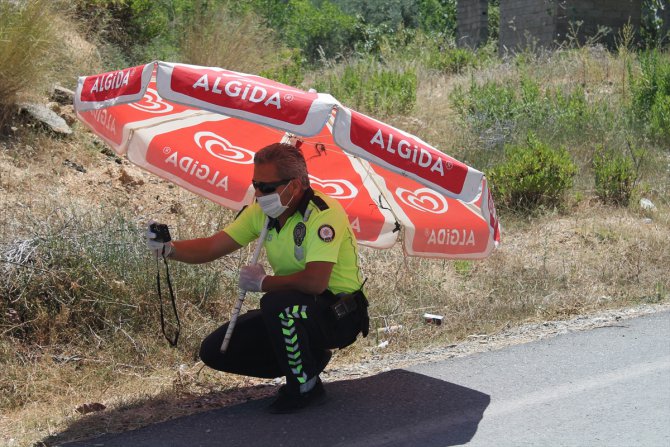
499,0,560,52
659,4,670,40
457,0,489,48
458,0,643,53
563,0,642,48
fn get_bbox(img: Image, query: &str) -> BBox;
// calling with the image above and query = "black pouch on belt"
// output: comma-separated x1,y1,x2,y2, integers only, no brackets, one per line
330,290,369,338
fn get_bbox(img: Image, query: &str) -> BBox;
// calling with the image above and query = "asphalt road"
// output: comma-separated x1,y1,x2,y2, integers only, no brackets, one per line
59,310,670,447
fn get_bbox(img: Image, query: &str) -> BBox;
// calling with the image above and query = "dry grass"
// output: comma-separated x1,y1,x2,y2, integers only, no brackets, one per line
0,1,96,127
1,19,670,447
2,181,668,446
179,5,288,76
359,200,670,350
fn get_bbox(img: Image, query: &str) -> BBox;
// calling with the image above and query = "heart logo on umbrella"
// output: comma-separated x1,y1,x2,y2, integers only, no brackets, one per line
395,187,449,214
129,88,173,114
308,175,359,199
194,131,255,164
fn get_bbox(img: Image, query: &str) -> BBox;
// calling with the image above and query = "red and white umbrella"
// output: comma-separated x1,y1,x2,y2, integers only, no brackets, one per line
75,61,500,259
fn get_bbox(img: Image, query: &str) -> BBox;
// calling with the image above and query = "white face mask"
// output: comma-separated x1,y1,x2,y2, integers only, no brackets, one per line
257,184,295,218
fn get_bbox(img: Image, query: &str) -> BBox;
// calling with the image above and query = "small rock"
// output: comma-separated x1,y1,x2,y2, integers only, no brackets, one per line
17,102,72,135
59,104,77,126
119,168,144,188
47,102,61,113
51,85,75,105
377,325,403,334
640,198,656,211
75,402,106,415
170,202,184,214
6,309,20,324
643,218,653,224
63,159,86,173
100,145,117,158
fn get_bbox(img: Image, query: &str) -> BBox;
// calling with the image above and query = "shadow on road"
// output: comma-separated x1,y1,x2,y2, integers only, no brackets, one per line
53,369,490,447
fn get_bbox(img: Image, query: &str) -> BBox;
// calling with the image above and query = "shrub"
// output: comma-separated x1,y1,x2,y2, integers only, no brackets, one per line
451,81,516,125
451,75,596,148
487,134,577,212
648,91,670,144
248,0,360,64
630,49,670,144
313,59,416,116
425,46,480,74
593,145,639,206
0,0,60,128
259,49,305,87
0,208,226,345
418,0,457,37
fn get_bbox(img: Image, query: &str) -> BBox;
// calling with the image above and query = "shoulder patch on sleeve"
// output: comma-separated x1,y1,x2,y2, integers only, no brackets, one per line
311,195,329,211
318,224,335,242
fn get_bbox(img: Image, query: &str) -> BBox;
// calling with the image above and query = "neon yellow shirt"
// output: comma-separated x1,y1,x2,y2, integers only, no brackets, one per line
224,188,363,294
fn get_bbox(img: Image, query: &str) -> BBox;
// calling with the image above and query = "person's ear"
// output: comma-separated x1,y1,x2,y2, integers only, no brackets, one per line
288,178,299,194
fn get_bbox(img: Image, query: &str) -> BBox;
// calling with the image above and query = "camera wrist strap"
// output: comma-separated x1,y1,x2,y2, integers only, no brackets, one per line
156,254,180,346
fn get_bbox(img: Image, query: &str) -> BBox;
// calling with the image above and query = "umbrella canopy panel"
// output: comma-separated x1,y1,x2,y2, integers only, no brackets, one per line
75,62,500,258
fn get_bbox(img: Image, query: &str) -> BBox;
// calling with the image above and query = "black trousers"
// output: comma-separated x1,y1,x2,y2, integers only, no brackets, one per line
200,290,364,390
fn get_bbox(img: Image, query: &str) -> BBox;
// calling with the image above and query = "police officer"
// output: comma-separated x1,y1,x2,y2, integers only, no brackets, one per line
146,143,368,413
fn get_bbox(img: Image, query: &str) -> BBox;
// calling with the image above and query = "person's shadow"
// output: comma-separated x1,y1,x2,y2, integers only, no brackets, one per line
48,369,490,447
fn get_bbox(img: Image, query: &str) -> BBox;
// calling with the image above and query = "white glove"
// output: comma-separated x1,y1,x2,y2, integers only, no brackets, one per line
239,264,267,292
146,220,174,259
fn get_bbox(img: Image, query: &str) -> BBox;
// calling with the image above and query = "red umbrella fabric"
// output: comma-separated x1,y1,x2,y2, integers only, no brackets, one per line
75,61,500,258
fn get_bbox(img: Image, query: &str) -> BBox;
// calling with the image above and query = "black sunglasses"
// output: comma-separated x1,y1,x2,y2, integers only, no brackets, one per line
251,178,293,194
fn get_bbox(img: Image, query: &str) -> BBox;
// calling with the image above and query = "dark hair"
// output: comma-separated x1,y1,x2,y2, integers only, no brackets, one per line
254,143,310,188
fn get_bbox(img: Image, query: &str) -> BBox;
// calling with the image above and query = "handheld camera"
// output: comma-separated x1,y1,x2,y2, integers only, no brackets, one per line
150,222,172,243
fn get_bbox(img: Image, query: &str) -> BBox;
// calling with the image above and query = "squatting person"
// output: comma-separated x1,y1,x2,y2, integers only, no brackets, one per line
146,142,369,413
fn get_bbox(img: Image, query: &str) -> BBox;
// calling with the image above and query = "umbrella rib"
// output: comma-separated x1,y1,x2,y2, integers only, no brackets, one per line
352,156,404,233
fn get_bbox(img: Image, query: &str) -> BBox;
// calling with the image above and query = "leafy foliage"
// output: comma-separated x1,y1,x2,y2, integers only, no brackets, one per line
425,46,480,74
312,59,417,116
238,0,360,64
630,50,670,144
451,76,595,148
487,135,577,211
593,145,640,206
641,0,669,47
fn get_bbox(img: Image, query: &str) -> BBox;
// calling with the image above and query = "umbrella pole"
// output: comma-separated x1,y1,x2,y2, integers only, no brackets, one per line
220,217,270,353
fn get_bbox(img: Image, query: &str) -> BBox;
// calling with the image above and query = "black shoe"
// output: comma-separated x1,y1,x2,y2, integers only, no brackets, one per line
268,378,327,414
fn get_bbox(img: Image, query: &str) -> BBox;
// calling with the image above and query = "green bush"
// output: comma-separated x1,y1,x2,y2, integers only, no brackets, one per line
451,76,595,147
74,0,193,64
593,145,639,206
334,0,458,38
487,134,577,212
450,80,518,143
244,0,360,64
313,59,416,116
259,49,305,87
425,46,479,74
334,0,419,30
418,0,457,37
648,90,670,144
630,49,670,144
